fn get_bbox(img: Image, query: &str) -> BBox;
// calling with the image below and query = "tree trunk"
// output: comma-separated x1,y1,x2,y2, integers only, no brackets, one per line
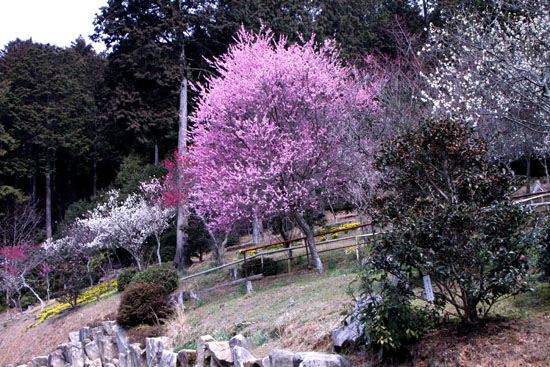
86,259,94,287
22,276,45,310
155,234,162,265
544,157,550,187
278,217,292,258
154,142,159,165
526,154,532,193
293,212,323,273
173,43,189,270
93,158,97,197
252,216,263,244
45,165,52,239
134,254,143,271
31,173,37,200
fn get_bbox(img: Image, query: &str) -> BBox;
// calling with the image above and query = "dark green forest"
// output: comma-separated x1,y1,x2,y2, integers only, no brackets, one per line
0,0,501,243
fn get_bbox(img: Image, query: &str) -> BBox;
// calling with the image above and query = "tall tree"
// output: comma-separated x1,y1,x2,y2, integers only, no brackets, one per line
93,0,220,270
419,0,550,177
0,40,101,238
189,28,380,273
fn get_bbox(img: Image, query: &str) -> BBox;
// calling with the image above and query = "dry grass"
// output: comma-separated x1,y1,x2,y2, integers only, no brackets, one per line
4,211,549,366
171,255,360,358
0,293,120,366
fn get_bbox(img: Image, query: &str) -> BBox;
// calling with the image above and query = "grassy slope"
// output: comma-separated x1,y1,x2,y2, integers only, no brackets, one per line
2,225,550,366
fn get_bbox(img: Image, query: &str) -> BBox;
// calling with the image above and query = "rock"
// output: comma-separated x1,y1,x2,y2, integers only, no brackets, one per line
229,335,253,352
205,341,232,366
331,325,359,350
79,327,91,342
176,350,196,367
260,356,271,367
104,364,116,367
196,335,215,367
91,326,104,342
119,343,146,367
47,349,65,367
69,332,81,343
113,324,129,355
160,351,177,367
127,343,146,367
29,356,48,367
102,321,117,336
95,335,119,364
268,349,294,367
146,337,175,367
58,342,84,367
85,359,102,367
232,346,260,367
16,364,28,367
84,341,100,361
176,351,189,367
292,352,350,367
332,294,377,350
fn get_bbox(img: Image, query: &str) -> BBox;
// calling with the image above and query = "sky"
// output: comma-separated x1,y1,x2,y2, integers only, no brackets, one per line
0,0,108,53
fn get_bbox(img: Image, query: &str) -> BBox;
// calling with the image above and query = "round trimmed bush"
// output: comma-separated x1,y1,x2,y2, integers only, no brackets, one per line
130,264,178,293
117,268,139,292
117,282,173,327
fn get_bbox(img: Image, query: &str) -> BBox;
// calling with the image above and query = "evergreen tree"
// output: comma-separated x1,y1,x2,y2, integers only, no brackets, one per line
0,39,105,236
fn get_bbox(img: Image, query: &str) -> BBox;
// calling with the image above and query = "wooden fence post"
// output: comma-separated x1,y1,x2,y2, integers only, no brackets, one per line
303,239,310,268
355,236,360,262
243,251,248,278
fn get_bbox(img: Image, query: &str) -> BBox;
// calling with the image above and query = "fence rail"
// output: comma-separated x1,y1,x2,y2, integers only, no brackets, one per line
513,190,550,212
179,222,378,293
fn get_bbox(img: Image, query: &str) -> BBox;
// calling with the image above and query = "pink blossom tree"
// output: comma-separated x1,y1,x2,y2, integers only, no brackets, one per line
0,245,46,314
189,28,380,273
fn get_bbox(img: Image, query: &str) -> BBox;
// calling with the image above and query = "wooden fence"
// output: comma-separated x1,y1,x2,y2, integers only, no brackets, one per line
179,222,380,295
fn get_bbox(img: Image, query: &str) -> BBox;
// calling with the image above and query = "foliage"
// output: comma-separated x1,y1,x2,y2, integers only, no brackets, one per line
241,257,283,278
49,246,91,308
0,38,108,236
188,27,381,273
115,155,167,198
27,280,117,329
72,189,175,270
117,282,173,328
130,264,179,294
185,214,214,262
371,118,534,325
353,271,437,358
117,268,139,292
419,0,550,165
535,218,550,278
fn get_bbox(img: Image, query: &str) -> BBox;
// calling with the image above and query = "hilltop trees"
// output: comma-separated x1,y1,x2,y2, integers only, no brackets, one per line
189,28,380,273
0,39,107,237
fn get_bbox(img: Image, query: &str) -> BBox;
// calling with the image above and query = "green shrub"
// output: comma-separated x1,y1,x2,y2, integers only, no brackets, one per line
117,282,173,327
131,264,178,293
352,272,437,359
20,294,36,310
117,268,139,292
371,118,534,325
241,257,282,277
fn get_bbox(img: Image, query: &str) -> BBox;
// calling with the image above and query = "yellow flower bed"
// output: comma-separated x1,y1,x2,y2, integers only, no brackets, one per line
27,280,117,330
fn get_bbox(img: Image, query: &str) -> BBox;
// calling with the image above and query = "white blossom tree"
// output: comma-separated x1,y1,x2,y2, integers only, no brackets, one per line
419,0,550,175
76,189,175,270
